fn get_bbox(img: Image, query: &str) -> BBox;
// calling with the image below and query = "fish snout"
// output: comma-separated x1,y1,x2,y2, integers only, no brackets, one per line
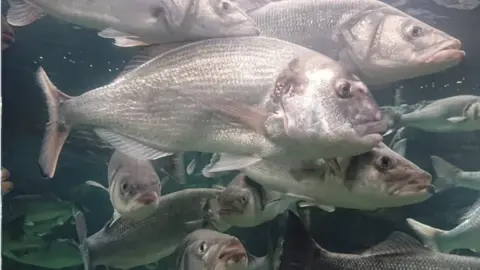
392,171,433,196
136,192,159,205
218,238,247,264
423,39,465,64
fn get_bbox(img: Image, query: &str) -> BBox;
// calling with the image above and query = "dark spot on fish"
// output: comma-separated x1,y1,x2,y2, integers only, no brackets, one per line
271,58,307,104
221,1,231,11
344,154,366,190
151,6,165,19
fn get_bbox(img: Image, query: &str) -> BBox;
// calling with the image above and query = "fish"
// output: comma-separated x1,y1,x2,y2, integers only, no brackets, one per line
430,155,480,192
2,167,14,195
85,150,163,225
239,142,433,210
216,173,331,228
173,229,249,270
406,197,480,253
278,211,480,270
6,0,259,47
35,36,387,179
387,95,480,133
2,233,46,252
3,239,82,269
1,15,14,51
75,188,230,269
247,0,465,85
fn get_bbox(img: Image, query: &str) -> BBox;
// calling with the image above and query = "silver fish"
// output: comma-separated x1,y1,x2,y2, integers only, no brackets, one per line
279,211,480,270
36,36,386,179
430,155,480,192
248,0,465,85
407,197,480,253
240,142,433,210
85,150,163,224
3,239,82,269
389,95,480,132
1,15,14,51
174,229,248,270
75,188,229,269
6,0,259,47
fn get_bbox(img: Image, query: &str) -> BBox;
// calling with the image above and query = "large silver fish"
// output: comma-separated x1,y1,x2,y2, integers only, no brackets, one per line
407,197,480,253
36,36,386,179
279,211,480,270
248,0,465,85
85,150,163,225
239,142,433,210
75,188,229,269
6,0,259,47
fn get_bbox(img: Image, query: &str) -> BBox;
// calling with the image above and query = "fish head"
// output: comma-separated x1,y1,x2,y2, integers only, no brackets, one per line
341,143,433,209
216,185,256,226
268,56,387,158
177,229,248,270
338,7,464,85
1,16,14,51
192,0,260,37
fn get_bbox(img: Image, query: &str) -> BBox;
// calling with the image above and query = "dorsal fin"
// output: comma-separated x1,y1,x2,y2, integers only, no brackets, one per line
114,42,189,83
361,231,430,256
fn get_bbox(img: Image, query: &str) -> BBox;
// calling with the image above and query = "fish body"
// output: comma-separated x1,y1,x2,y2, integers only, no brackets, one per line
1,15,14,51
6,195,73,224
396,95,480,132
407,198,480,253
248,0,464,85
430,155,480,191
37,36,386,179
174,229,248,270
279,211,480,270
86,150,162,223
3,239,82,269
241,142,433,210
75,188,229,269
216,173,296,227
6,0,259,46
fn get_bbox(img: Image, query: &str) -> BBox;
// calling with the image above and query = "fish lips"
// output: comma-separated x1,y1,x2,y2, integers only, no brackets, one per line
135,192,159,205
353,118,389,138
420,39,465,65
217,207,242,216
2,30,14,46
218,240,247,264
388,172,434,197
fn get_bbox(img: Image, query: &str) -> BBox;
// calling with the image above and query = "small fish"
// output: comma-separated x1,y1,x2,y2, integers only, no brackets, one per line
2,233,46,252
240,142,434,210
174,229,248,270
216,173,330,228
6,194,74,225
407,197,480,253
36,36,386,179
3,239,82,269
1,15,14,51
2,167,14,195
430,155,480,192
279,211,480,270
247,0,465,85
75,188,230,269
86,150,163,224
6,0,259,47
388,95,480,133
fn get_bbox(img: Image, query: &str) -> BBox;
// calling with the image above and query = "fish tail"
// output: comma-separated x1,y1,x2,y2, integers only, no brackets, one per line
406,218,446,252
430,155,461,192
74,211,93,270
36,67,73,179
6,0,43,27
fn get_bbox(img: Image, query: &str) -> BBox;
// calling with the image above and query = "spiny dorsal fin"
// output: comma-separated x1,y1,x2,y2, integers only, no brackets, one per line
361,232,430,256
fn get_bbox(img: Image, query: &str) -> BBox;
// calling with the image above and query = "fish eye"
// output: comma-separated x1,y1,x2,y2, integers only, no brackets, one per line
198,242,207,253
336,82,352,98
377,156,393,170
241,195,248,204
410,26,423,38
150,6,165,19
121,183,128,191
221,1,231,11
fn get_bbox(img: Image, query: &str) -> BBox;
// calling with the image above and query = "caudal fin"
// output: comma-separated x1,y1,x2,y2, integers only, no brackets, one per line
74,211,93,270
36,67,72,178
406,218,446,252
430,156,461,192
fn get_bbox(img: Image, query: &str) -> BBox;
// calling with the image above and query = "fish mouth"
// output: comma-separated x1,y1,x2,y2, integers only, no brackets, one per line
136,192,159,205
2,31,14,45
218,240,247,264
218,207,242,216
388,173,434,196
354,119,388,137
421,39,465,64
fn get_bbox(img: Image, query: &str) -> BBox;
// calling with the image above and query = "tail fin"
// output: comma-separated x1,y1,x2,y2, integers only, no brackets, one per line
74,211,93,270
406,218,446,252
430,156,461,192
36,67,72,179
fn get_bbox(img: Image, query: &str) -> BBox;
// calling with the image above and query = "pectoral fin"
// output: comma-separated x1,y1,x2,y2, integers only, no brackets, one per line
85,180,109,192
446,116,468,123
98,28,150,47
205,153,262,173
